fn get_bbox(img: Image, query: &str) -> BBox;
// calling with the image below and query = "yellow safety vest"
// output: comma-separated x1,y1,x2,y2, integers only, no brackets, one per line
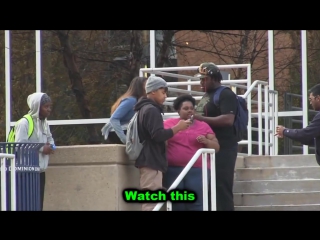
6,114,34,153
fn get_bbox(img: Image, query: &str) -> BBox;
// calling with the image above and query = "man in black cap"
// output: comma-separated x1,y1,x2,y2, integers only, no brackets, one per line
193,62,239,211
134,76,191,211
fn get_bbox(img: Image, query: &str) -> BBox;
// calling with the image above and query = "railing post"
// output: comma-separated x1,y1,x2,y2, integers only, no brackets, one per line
210,153,216,211
247,65,252,156
166,201,172,211
264,85,269,155
0,153,16,211
1,156,7,211
269,92,275,155
188,79,191,94
274,92,279,155
258,83,263,155
10,156,16,211
202,152,208,211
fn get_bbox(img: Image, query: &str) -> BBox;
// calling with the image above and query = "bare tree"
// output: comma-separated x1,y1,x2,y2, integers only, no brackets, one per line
55,30,100,144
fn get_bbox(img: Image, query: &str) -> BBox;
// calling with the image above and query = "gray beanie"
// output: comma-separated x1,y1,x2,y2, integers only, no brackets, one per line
145,76,168,94
40,93,51,106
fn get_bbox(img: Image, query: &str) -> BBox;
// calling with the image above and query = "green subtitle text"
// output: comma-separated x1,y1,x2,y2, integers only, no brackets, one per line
122,188,197,203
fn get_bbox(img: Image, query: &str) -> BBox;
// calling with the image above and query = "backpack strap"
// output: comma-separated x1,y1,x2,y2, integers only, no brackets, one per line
6,114,34,148
213,86,228,107
136,104,154,144
22,114,34,138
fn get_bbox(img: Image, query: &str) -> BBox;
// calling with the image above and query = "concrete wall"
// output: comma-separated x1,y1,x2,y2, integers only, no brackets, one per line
44,144,244,211
44,145,142,211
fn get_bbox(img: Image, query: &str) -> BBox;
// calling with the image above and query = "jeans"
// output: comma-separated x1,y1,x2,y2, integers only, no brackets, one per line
164,166,210,211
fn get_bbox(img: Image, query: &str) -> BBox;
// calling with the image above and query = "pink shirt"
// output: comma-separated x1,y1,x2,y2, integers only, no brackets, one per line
164,118,214,168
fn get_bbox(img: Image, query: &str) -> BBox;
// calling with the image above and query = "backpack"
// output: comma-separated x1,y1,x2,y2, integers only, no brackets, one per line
6,114,34,153
125,111,144,161
7,114,34,143
212,86,249,142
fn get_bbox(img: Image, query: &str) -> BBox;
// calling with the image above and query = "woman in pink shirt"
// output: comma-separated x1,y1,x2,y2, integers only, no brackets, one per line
164,94,220,211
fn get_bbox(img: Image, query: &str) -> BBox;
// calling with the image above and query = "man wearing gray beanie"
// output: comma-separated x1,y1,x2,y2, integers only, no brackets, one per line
132,76,191,211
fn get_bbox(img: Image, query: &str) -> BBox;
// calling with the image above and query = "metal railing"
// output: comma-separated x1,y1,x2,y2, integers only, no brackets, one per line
5,63,287,155
240,80,278,155
0,153,16,211
152,148,216,211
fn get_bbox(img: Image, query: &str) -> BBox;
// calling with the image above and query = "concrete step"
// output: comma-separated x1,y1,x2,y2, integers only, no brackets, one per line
233,179,320,193
235,204,320,211
235,166,320,181
240,155,318,168
235,156,245,169
234,191,320,206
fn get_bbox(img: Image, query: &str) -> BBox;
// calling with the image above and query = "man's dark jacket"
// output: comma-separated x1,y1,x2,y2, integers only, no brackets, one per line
134,97,174,173
284,112,320,165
